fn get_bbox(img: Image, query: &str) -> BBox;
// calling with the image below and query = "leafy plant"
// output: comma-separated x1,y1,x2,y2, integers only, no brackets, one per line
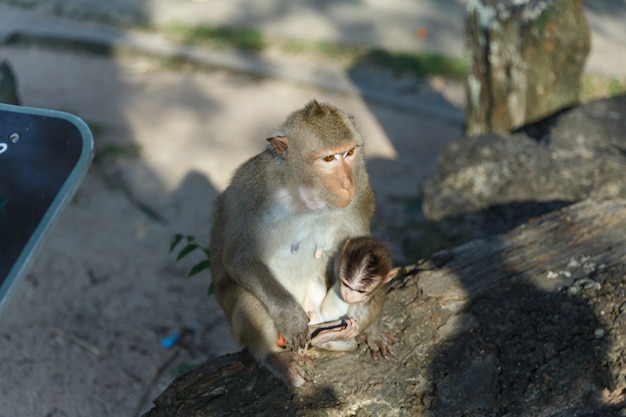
169,234,214,295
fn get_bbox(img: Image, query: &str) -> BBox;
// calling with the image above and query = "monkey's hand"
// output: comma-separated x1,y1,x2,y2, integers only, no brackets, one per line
335,318,359,340
274,299,311,352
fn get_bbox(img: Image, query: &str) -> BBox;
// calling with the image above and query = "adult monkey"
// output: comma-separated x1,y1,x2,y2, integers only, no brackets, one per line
209,100,375,387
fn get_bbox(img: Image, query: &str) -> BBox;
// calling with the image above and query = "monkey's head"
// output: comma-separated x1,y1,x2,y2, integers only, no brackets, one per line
267,100,365,210
338,236,399,304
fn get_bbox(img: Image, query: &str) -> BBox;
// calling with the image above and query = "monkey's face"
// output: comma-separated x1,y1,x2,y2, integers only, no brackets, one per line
275,100,365,210
308,143,357,208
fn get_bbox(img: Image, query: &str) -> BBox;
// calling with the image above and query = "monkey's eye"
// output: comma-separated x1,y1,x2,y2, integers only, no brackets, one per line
344,147,356,158
322,154,336,162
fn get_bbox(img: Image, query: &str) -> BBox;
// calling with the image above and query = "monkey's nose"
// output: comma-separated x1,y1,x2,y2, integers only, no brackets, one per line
339,168,354,190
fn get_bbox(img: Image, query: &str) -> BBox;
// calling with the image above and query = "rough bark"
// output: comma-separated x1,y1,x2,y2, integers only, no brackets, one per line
465,0,590,135
143,199,626,417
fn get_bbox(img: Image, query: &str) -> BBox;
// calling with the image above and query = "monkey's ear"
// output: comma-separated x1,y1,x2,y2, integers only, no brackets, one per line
384,267,400,284
267,136,289,160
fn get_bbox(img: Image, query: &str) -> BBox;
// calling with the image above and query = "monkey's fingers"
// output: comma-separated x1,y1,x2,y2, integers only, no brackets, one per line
369,342,393,360
377,343,395,360
343,318,359,339
285,331,311,352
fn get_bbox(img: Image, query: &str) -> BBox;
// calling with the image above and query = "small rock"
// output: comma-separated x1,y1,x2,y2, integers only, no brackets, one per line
574,278,601,291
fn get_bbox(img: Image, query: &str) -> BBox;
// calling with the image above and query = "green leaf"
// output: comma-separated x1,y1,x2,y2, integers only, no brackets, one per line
187,260,211,277
207,281,215,296
176,243,198,261
169,234,184,253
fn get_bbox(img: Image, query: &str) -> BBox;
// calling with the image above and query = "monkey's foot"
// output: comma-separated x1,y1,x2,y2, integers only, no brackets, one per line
364,332,396,360
265,351,311,388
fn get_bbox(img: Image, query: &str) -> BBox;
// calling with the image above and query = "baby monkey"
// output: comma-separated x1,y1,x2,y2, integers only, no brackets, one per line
309,236,399,359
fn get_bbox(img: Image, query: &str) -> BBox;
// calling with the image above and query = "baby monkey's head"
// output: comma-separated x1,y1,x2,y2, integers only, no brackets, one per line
337,236,398,304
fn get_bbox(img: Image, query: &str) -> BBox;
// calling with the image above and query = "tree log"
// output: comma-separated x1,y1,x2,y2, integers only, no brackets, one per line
144,199,626,417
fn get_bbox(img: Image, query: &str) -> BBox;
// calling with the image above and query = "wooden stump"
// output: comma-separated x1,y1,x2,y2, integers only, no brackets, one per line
143,199,626,416
465,0,590,135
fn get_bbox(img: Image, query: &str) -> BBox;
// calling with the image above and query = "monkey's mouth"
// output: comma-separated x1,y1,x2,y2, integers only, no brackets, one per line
330,190,354,208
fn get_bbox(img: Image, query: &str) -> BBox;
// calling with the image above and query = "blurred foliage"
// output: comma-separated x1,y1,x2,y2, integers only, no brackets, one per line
96,143,142,159
282,38,360,61
364,49,467,80
165,22,266,51
161,22,467,79
581,75,626,103
608,78,626,97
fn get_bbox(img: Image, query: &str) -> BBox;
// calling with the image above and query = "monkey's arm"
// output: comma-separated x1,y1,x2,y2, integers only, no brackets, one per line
224,253,311,350
211,182,311,352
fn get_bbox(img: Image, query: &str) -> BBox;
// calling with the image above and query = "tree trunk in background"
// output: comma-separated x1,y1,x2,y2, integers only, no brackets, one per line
465,0,590,135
